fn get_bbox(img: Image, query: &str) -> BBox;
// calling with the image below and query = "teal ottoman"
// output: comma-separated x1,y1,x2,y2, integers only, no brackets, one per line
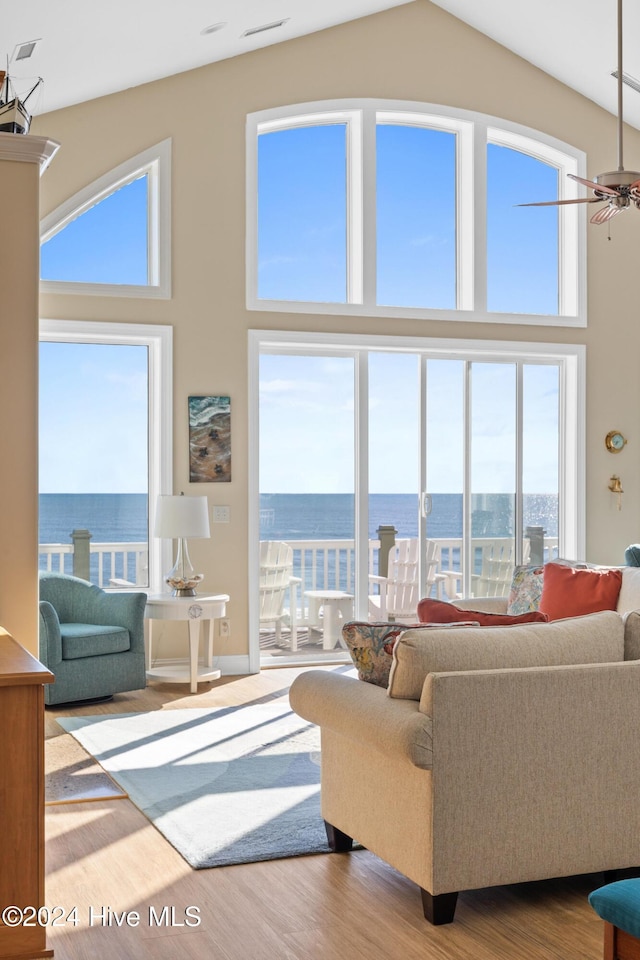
589,879,640,960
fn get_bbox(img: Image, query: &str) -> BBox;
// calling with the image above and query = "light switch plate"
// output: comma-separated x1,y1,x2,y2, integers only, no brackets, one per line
213,505,230,523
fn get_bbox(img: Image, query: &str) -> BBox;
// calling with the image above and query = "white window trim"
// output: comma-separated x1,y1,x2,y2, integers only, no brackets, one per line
246,99,586,328
39,319,174,593
40,139,172,299
248,329,585,669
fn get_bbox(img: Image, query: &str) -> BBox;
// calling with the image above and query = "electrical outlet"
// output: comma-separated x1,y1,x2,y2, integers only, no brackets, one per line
213,505,231,523
219,618,231,638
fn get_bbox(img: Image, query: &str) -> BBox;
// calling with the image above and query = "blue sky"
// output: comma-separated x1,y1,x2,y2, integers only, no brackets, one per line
40,120,560,497
39,342,148,493
259,353,559,495
41,176,148,285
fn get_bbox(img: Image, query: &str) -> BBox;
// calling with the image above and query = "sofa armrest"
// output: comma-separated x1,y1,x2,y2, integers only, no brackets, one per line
39,600,62,666
454,596,509,614
289,670,433,770
422,660,640,892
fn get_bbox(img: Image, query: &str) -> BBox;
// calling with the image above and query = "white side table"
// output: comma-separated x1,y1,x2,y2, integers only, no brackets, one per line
304,590,353,651
144,593,229,693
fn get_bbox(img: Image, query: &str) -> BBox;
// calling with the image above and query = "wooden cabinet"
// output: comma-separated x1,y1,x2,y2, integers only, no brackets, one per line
0,628,53,960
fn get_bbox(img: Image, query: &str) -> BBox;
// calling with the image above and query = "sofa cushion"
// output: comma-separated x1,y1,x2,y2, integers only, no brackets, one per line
507,564,544,614
539,563,623,621
386,610,625,703
342,621,478,687
618,567,640,615
60,623,131,660
417,596,548,627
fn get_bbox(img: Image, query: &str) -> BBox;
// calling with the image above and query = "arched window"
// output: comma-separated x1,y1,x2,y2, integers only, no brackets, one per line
40,139,171,298
247,101,585,327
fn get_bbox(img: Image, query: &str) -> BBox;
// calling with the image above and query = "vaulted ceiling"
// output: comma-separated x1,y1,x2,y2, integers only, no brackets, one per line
7,0,640,132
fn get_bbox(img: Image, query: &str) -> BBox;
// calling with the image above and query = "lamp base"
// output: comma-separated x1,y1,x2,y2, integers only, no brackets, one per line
165,538,204,597
166,575,203,598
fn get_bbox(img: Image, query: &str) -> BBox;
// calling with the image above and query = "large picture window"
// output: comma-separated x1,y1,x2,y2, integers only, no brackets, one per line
247,100,585,327
38,320,173,593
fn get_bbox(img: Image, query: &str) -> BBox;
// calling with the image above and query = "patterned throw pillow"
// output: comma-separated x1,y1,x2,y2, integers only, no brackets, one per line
507,564,545,615
342,621,423,687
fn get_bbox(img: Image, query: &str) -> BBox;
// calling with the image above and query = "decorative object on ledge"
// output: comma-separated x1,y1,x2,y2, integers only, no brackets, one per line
154,493,211,596
0,67,42,135
605,429,627,453
188,396,231,482
609,475,624,510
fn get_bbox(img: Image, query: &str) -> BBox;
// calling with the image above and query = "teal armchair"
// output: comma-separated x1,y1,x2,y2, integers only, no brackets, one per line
39,572,147,706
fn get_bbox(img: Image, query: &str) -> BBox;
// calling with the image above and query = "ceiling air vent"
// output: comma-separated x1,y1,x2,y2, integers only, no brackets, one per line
12,39,40,62
241,18,290,38
611,69,640,96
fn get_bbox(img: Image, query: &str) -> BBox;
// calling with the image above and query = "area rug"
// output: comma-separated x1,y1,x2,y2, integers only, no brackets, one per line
57,703,329,868
45,734,128,805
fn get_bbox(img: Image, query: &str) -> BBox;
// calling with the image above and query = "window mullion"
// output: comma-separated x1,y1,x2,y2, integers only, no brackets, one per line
471,122,487,314
360,108,376,307
515,363,524,566
347,111,365,304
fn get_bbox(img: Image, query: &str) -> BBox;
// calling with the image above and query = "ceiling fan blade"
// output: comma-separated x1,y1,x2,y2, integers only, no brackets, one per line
568,173,621,196
516,198,602,207
629,179,640,199
590,204,622,225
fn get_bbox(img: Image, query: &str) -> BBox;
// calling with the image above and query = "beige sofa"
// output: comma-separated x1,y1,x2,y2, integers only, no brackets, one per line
289,607,640,924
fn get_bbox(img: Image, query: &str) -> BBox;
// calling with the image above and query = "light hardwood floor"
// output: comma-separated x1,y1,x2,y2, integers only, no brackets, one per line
44,666,608,960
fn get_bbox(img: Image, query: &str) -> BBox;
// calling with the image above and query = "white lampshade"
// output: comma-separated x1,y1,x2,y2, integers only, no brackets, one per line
154,495,210,539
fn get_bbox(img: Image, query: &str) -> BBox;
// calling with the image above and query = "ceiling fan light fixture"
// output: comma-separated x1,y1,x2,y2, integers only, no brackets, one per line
520,0,640,231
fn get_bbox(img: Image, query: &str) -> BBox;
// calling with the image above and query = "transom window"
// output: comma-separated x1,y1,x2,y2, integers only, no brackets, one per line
246,100,586,327
40,139,172,299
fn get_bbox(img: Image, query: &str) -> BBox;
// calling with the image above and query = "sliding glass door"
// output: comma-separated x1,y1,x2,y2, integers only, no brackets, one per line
252,333,580,666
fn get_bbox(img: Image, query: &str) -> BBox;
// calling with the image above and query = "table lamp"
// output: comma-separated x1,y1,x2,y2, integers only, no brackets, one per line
154,493,211,596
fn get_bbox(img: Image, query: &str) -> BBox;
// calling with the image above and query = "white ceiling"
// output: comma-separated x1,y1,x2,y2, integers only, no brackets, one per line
4,0,411,115
6,0,640,135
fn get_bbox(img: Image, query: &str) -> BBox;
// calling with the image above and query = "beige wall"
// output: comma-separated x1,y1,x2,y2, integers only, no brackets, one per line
0,155,42,653
30,1,640,659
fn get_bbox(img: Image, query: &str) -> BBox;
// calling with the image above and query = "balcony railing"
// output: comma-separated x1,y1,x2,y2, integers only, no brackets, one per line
38,529,558,600
263,534,559,623
39,530,148,589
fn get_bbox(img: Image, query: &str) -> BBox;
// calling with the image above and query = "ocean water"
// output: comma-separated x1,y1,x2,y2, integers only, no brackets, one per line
39,494,149,544
38,492,558,585
39,492,558,544
259,492,558,540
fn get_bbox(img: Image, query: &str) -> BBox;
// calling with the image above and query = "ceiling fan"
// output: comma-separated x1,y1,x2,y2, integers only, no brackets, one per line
519,0,640,226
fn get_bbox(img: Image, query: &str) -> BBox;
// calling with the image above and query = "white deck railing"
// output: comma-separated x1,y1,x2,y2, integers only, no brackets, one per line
39,541,148,588
272,534,559,620
38,533,559,598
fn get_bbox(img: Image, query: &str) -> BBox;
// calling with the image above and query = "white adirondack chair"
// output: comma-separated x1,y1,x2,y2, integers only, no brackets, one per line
259,540,300,650
471,537,531,597
369,538,445,622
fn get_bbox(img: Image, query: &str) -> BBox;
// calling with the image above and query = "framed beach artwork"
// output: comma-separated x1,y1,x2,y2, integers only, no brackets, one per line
188,396,231,482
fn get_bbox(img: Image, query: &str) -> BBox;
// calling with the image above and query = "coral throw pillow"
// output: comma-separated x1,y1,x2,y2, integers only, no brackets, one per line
417,597,549,627
538,562,623,621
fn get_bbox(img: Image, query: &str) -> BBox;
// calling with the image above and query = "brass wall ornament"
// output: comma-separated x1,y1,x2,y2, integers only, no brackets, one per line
605,430,627,453
608,475,624,510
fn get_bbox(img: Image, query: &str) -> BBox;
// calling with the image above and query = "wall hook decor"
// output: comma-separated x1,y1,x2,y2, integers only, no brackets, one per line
608,475,623,510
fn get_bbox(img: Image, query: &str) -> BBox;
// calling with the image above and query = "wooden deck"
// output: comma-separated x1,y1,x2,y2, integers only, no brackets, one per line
43,665,616,960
